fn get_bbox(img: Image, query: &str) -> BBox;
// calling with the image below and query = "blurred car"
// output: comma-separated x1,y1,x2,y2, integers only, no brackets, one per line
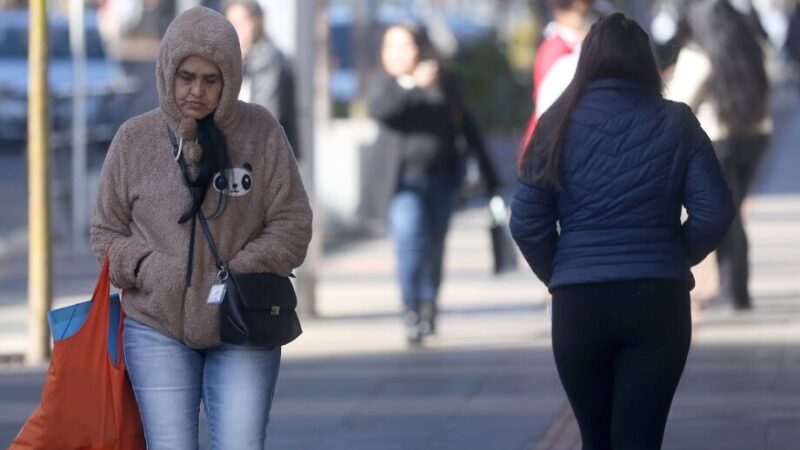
0,9,132,145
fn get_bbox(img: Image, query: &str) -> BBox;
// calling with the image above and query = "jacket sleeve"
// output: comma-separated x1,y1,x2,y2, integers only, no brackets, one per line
367,72,426,123
680,113,736,266
227,128,313,276
461,109,500,193
509,179,559,285
90,124,152,289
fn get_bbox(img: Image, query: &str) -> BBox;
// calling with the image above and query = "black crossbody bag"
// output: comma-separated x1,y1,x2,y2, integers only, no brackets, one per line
197,213,302,348
166,124,302,348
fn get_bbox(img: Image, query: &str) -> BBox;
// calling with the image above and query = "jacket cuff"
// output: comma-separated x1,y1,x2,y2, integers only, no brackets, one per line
227,251,293,277
227,253,254,274
109,237,151,289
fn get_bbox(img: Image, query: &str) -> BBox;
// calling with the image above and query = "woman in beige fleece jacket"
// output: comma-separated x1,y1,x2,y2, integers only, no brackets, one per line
90,7,311,449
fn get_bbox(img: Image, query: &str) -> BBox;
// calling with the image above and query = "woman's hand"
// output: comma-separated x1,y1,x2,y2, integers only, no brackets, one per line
412,60,438,88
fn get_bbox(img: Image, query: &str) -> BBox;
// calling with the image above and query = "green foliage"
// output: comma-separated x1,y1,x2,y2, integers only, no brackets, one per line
447,33,532,131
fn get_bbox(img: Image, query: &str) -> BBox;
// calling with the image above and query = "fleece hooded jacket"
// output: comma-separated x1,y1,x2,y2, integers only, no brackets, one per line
90,6,312,348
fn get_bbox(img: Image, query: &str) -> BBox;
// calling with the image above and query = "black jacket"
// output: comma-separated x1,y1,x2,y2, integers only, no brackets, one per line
367,70,498,192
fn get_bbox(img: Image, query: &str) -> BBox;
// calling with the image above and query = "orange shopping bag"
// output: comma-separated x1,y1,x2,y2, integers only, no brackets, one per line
10,256,146,450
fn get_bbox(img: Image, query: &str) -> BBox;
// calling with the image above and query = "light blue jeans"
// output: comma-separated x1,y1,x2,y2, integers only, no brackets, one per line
123,317,281,450
388,180,456,308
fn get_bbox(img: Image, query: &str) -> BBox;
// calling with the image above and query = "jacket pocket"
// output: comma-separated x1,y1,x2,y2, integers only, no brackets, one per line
134,251,185,308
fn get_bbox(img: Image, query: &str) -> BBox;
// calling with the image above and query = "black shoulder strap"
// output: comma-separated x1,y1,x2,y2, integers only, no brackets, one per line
165,124,201,287
197,211,225,272
165,123,227,286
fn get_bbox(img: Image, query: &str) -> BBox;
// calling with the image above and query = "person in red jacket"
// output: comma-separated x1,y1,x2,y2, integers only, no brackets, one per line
519,0,596,164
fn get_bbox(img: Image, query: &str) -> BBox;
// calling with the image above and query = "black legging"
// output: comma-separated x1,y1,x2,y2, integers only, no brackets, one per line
551,279,692,450
713,134,769,309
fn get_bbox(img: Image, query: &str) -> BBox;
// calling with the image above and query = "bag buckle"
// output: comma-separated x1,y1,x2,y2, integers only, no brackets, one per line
270,306,280,316
217,269,229,282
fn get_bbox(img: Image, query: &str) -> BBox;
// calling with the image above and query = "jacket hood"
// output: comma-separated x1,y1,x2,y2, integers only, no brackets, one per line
156,6,242,132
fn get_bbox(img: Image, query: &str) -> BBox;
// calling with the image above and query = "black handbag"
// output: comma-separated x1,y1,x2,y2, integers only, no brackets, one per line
197,212,303,348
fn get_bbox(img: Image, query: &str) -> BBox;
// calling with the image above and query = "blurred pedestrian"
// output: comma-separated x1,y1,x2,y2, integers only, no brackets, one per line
518,0,596,164
787,2,800,73
368,24,499,346
667,0,771,310
97,0,174,118
224,0,299,157
511,13,735,449
91,7,312,448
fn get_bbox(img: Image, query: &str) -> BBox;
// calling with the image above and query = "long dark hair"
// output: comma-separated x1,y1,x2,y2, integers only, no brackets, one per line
381,23,442,67
520,13,663,190
178,115,232,224
687,0,768,132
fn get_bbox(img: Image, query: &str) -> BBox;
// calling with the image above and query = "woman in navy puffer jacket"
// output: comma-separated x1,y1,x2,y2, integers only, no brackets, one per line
511,13,735,450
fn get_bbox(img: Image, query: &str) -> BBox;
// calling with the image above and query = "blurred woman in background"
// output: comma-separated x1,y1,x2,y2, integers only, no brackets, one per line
667,0,771,311
519,0,597,165
368,24,498,346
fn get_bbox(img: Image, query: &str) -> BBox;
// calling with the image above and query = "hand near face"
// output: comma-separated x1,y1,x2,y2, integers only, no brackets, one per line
412,60,438,88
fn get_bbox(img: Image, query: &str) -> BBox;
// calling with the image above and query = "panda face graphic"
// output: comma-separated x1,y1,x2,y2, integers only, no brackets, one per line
213,163,253,197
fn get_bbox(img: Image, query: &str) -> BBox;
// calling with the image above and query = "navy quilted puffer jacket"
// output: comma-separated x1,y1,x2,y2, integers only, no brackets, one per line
510,78,735,290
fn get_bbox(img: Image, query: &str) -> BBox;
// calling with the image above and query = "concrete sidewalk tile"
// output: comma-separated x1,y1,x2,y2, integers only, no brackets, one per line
427,414,543,450
765,419,800,449
533,403,580,450
662,418,769,450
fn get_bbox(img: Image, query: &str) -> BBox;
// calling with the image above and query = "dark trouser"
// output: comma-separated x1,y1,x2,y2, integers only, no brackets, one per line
713,134,769,308
551,279,692,450
388,180,456,309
